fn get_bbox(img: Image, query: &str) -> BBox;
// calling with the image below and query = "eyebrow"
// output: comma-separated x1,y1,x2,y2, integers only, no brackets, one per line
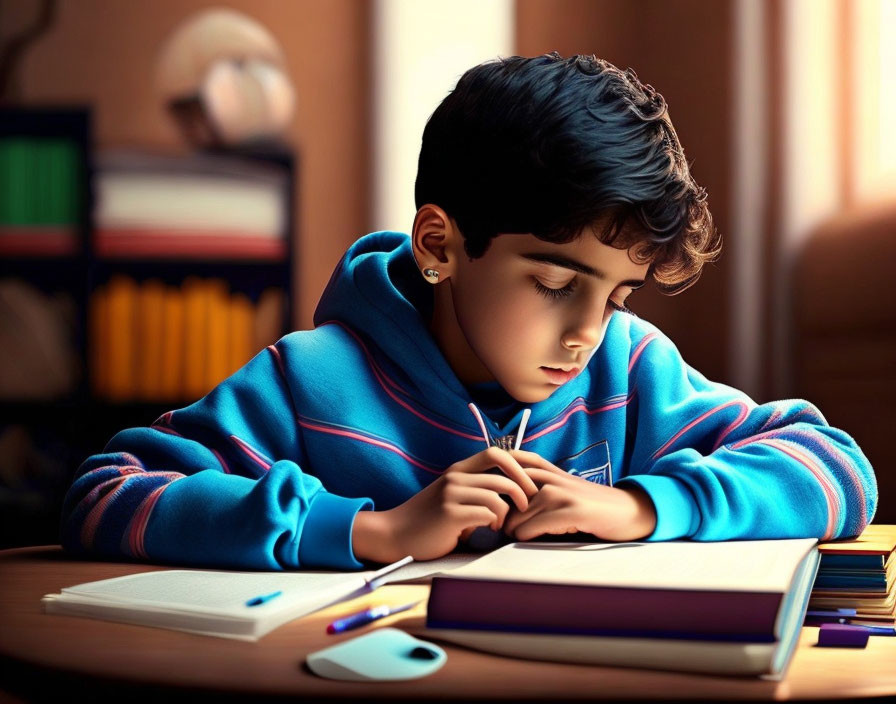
520,252,646,289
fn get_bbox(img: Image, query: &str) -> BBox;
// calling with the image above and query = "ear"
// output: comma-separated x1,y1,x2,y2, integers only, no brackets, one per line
411,204,464,282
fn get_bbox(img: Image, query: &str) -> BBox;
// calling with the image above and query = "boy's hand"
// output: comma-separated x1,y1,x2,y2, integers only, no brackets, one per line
502,454,657,542
353,447,556,563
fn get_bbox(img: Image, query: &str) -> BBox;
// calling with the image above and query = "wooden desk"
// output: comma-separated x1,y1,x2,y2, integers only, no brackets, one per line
2,546,895,702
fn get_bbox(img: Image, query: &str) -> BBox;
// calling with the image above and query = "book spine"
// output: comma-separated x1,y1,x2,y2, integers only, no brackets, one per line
426,578,782,641
136,279,165,400
89,283,109,399
182,276,209,400
205,279,231,392
89,276,279,402
253,287,285,350
105,275,138,401
159,286,185,400
228,292,254,377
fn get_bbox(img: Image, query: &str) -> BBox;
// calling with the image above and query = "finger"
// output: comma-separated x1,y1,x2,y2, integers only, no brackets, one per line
448,447,539,498
511,508,580,542
509,450,568,476
445,485,512,529
459,525,477,542
443,471,529,512
462,473,530,512
502,492,547,536
481,448,539,497
519,466,574,488
448,503,500,533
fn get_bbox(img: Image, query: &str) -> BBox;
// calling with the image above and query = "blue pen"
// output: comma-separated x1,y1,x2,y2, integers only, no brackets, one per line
326,600,422,634
246,590,283,607
854,624,896,636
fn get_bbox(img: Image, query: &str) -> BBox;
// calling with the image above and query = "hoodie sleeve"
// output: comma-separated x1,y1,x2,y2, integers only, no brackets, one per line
614,330,877,542
60,342,372,570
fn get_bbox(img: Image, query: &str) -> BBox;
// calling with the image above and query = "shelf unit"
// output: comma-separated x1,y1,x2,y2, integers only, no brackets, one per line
0,106,297,548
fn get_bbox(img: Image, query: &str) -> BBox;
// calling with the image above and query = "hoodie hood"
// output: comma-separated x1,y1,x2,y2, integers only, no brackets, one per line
312,231,614,439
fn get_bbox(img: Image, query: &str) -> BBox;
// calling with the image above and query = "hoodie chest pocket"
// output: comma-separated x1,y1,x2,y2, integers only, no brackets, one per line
555,440,612,486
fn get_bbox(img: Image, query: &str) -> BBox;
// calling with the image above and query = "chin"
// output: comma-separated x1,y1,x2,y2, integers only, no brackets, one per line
505,384,555,405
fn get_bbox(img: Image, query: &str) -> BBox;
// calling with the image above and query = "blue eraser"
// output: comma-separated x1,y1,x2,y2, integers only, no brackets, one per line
817,623,870,648
306,628,447,681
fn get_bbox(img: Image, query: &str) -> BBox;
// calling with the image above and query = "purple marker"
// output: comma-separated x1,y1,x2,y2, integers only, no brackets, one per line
326,600,421,634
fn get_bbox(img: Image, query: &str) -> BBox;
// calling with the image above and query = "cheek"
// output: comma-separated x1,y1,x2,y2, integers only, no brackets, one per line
453,275,511,340
487,302,545,351
455,278,553,356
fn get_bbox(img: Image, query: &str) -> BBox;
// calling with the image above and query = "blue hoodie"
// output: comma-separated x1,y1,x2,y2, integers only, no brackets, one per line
61,231,877,570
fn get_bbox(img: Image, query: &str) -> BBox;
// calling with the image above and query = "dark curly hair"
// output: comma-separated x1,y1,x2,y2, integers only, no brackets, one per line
414,52,721,294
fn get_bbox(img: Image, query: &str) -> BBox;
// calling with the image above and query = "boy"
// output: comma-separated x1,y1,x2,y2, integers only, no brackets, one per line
62,53,876,570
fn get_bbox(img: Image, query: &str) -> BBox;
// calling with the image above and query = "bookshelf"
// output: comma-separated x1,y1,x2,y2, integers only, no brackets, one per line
0,106,297,548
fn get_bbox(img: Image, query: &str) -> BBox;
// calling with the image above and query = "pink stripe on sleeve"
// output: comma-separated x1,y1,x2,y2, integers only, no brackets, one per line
757,438,839,540
229,435,272,471
267,344,287,378
628,333,658,373
651,399,751,460
730,426,865,518
80,470,143,548
521,393,632,443
126,475,183,559
297,419,442,474
320,321,484,442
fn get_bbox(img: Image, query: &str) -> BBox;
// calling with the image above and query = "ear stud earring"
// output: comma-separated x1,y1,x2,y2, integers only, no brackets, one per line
423,268,440,283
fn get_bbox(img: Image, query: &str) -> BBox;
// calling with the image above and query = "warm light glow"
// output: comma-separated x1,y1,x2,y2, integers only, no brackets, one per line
877,0,896,190
852,0,896,200
783,0,840,251
371,0,514,233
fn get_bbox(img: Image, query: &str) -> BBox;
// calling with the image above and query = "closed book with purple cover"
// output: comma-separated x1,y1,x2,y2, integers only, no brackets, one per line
427,539,819,643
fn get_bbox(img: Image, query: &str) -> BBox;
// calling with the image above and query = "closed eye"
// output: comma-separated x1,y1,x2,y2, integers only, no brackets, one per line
536,278,635,314
533,278,576,299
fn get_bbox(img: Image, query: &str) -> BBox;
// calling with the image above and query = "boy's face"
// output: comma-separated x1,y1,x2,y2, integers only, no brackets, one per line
434,228,651,404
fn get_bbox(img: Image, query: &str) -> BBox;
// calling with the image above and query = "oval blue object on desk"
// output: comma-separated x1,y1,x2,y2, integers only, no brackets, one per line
307,628,447,681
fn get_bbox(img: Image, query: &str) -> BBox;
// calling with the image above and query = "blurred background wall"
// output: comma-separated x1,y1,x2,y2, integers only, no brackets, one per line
0,0,893,545
1,0,372,328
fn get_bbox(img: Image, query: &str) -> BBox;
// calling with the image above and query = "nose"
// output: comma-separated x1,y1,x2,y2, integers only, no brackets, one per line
561,297,611,351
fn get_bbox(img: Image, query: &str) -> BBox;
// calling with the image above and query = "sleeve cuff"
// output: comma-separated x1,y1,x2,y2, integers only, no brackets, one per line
298,492,373,569
616,474,699,541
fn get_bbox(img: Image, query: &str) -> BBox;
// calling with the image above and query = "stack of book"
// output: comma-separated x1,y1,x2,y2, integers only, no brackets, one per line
93,149,288,260
424,539,820,678
807,524,896,632
90,275,284,402
0,136,81,256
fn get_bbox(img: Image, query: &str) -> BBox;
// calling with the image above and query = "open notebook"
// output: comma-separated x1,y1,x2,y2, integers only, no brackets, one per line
41,553,475,641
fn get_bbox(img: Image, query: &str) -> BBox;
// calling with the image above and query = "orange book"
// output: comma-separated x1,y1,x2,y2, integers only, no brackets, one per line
817,524,896,556
136,279,165,400
159,285,185,401
182,276,209,401
205,278,231,391
228,291,254,376
105,275,137,401
253,287,285,351
89,284,109,398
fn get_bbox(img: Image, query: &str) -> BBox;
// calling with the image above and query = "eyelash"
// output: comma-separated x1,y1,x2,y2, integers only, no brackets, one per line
533,279,576,299
533,279,635,314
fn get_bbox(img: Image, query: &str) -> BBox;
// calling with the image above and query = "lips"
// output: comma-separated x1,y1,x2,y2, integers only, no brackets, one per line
540,366,580,385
